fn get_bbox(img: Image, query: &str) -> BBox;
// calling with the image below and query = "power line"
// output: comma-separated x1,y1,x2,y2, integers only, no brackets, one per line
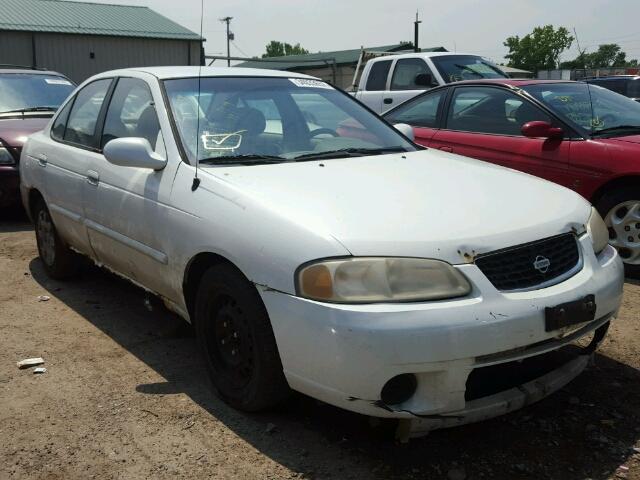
231,40,249,58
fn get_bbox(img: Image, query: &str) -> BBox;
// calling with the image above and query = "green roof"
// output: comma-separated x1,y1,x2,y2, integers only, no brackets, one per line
237,44,447,70
0,0,202,40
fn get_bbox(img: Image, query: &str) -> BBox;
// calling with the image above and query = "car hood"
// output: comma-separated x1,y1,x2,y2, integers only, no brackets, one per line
0,117,51,147
204,150,591,264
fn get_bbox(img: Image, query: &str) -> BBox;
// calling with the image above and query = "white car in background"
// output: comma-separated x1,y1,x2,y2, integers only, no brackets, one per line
353,52,508,114
20,67,623,437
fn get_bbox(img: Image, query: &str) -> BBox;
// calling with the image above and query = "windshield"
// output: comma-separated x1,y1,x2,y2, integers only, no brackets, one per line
0,74,74,113
431,55,507,83
522,82,640,136
163,76,415,164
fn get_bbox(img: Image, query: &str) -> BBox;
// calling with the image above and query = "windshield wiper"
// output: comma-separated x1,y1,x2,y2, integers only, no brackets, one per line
292,147,408,161
0,106,58,114
591,125,640,137
199,154,287,165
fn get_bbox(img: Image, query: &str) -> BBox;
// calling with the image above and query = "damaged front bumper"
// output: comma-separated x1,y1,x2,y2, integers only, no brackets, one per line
258,240,624,427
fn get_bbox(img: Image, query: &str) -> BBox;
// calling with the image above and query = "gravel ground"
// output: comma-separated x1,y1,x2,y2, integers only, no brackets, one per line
1,209,639,480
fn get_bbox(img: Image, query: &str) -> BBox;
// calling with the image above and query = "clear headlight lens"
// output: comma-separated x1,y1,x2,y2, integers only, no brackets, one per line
297,257,471,303
0,146,15,165
587,207,609,255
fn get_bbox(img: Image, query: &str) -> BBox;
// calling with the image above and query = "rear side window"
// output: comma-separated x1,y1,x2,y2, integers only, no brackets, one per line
365,60,391,91
51,100,73,141
385,90,445,128
64,79,111,149
391,58,432,90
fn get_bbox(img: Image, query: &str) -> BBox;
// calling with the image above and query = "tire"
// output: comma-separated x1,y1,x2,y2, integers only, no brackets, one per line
194,264,290,411
33,199,78,279
595,186,640,278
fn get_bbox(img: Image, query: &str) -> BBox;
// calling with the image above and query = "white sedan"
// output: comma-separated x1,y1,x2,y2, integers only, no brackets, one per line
20,67,624,437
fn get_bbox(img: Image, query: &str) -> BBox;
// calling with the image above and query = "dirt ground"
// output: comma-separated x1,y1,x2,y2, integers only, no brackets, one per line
1,208,639,480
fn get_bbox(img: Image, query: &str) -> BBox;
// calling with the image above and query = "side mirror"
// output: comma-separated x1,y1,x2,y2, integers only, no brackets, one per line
394,123,415,141
521,121,564,139
415,73,436,88
103,137,167,170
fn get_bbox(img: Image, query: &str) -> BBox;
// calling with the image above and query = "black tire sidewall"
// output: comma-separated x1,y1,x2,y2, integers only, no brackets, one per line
194,264,289,411
33,200,77,279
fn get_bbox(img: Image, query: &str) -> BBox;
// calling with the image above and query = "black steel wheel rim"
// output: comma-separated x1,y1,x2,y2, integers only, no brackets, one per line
204,294,255,389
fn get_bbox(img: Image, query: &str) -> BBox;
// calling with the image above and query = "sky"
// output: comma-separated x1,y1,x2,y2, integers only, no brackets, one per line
88,0,640,65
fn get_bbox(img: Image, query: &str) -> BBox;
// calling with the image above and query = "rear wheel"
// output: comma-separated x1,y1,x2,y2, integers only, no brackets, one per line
33,199,78,279
194,264,290,411
596,186,640,278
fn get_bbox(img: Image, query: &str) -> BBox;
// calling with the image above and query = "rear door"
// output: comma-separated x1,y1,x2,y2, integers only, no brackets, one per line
384,88,447,146
41,78,113,255
430,85,574,188
355,59,392,113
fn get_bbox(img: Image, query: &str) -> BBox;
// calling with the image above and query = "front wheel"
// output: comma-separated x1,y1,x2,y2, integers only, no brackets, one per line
33,199,78,279
194,264,290,411
596,186,640,278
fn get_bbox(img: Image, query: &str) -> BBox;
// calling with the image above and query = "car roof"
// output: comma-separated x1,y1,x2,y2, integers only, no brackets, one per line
372,51,485,61
435,78,582,88
94,66,319,80
587,75,640,80
0,68,67,76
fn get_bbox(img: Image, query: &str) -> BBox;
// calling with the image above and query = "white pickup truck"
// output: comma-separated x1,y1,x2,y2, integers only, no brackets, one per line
353,52,508,114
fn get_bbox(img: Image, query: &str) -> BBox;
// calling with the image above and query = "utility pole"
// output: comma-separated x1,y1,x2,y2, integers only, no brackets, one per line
219,16,233,67
414,11,422,52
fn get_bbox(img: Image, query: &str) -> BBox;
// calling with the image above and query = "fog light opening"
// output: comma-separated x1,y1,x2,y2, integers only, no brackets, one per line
380,373,417,405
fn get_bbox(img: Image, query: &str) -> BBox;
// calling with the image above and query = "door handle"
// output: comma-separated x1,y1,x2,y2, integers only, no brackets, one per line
383,98,393,104
36,153,47,167
86,170,100,186
439,146,453,153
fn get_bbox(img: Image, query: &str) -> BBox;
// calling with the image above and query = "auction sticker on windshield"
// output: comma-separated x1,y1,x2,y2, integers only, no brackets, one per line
289,78,333,89
44,78,73,85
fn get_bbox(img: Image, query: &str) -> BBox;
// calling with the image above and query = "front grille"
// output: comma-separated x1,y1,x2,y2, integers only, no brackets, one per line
475,233,580,291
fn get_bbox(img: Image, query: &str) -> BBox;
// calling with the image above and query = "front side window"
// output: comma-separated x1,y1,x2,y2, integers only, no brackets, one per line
0,74,74,114
64,79,112,148
365,60,391,91
523,82,640,136
391,59,433,90
163,77,416,165
102,78,162,154
447,87,550,136
431,55,507,83
385,90,446,128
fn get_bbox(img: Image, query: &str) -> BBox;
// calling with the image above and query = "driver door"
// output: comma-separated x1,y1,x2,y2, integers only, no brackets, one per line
83,77,177,298
430,86,574,188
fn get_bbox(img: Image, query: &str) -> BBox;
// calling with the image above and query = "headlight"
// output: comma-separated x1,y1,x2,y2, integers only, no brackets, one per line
0,146,15,165
297,257,471,303
587,207,609,255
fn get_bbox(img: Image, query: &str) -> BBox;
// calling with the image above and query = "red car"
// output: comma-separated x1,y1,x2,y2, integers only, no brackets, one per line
0,67,75,209
384,79,640,277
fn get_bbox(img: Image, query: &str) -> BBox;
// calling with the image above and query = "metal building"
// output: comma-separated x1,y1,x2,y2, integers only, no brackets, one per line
0,0,203,83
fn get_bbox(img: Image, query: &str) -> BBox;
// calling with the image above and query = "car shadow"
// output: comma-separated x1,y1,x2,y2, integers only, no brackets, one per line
0,204,31,232
28,257,640,479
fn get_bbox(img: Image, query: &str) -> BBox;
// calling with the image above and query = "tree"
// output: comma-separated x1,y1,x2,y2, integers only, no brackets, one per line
262,41,309,58
504,25,574,72
561,44,639,69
